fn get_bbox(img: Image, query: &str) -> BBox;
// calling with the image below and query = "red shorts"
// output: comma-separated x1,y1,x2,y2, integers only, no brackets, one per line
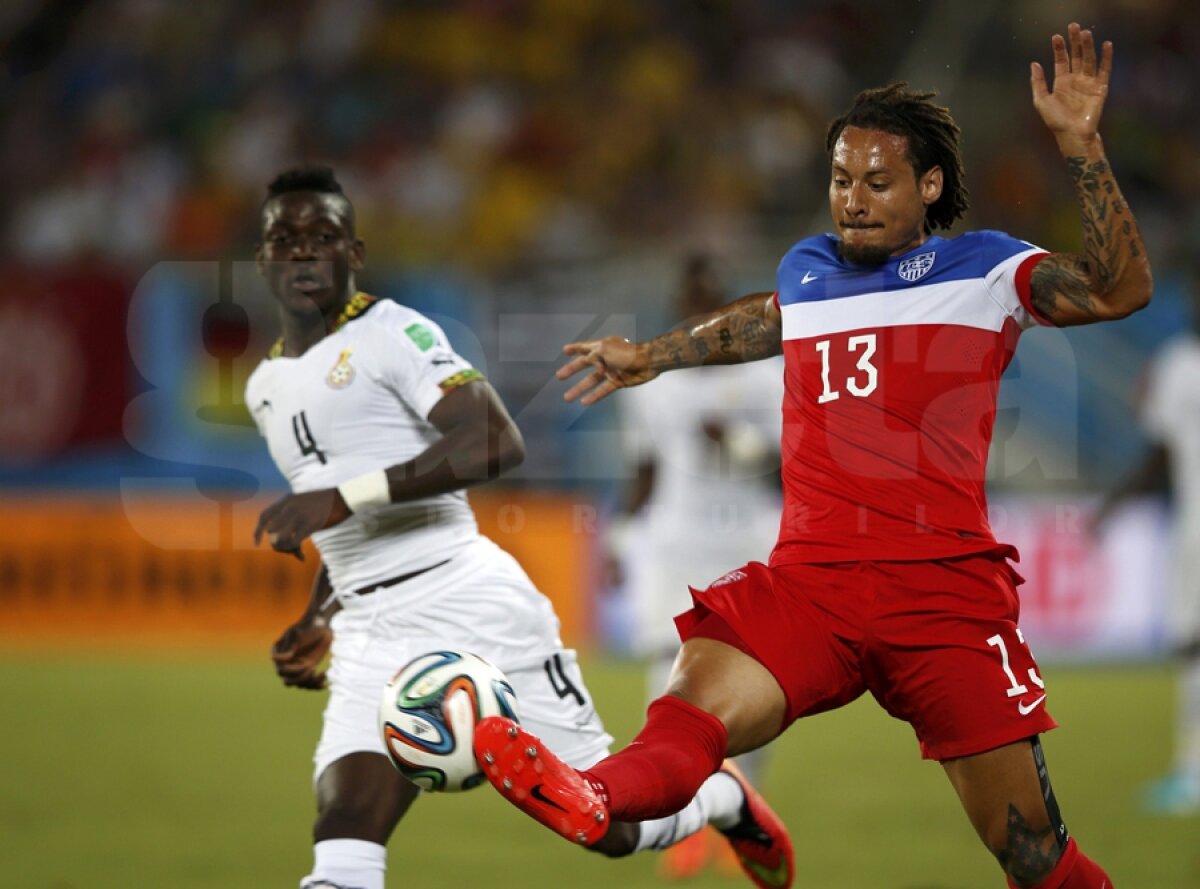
675,553,1057,761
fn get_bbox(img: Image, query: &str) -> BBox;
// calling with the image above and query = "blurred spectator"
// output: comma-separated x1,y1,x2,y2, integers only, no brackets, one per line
1,0,1195,488
1094,263,1200,814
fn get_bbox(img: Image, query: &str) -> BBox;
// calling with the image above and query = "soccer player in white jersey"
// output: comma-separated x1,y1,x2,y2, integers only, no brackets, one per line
1095,272,1200,814
475,24,1153,889
246,166,793,889
611,255,784,878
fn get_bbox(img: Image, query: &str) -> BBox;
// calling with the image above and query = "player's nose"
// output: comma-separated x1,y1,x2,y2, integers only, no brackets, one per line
843,183,869,215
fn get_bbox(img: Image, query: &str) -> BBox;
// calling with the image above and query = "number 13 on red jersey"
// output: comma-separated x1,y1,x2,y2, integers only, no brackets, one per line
815,332,879,403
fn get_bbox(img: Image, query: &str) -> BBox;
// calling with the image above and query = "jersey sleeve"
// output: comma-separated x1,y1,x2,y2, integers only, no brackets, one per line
243,363,268,438
620,384,660,465
373,309,482,419
979,231,1052,330
1139,343,1179,443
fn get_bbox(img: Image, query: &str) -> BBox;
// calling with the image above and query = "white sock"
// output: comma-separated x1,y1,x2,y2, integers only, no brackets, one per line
1176,656,1200,780
633,770,744,851
301,839,386,889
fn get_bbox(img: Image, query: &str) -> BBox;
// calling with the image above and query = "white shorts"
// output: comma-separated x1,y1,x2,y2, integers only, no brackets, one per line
313,536,614,781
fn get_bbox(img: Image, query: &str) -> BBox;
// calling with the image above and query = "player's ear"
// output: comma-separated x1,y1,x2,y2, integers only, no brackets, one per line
921,165,944,207
351,238,365,271
254,243,265,275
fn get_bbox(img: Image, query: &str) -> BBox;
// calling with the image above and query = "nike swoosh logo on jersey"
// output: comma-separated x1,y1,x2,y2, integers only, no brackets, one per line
801,271,818,284
1017,695,1046,716
530,784,567,812
252,399,272,412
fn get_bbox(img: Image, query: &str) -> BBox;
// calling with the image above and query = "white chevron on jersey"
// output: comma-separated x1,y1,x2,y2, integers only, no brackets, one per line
781,247,1045,341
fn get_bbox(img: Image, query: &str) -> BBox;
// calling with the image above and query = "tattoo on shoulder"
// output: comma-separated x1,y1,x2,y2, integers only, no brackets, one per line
996,803,1061,886
1030,254,1098,321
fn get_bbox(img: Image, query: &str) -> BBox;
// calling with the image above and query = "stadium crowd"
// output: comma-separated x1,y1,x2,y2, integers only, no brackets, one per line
2,0,1196,273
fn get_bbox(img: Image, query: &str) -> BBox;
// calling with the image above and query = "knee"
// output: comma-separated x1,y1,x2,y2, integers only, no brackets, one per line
586,821,639,858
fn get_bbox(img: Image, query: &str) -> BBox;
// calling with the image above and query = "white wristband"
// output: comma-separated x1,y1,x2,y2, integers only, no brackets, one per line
338,470,390,514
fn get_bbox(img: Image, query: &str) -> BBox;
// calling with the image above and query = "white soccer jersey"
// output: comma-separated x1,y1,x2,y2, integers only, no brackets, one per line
1141,331,1200,633
1142,332,1200,530
245,294,483,595
620,360,785,653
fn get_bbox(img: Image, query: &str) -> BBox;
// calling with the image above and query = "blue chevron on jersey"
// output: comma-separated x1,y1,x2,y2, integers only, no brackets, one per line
776,230,1042,307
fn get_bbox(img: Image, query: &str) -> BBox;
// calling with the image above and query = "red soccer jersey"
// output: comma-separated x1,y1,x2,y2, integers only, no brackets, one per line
770,231,1050,565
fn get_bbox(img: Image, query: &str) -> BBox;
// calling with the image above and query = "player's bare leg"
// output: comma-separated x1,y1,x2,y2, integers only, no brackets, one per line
301,752,420,889
943,737,1112,888
662,638,787,756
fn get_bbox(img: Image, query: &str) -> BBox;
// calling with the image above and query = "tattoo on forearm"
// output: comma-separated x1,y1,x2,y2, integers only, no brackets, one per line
1033,153,1148,321
995,803,1061,886
647,293,782,369
1071,156,1118,291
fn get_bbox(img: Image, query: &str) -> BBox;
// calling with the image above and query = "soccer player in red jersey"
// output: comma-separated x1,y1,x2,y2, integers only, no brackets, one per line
475,23,1150,889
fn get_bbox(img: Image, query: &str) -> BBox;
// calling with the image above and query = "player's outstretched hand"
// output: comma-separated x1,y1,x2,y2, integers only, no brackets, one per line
254,489,352,558
271,615,332,690
556,336,657,405
1031,22,1113,150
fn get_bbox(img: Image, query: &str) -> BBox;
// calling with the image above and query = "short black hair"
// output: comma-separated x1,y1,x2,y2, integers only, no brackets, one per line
262,165,354,231
825,83,969,232
266,165,345,198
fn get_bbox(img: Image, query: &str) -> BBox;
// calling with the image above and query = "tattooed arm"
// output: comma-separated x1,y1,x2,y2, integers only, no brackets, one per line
556,292,781,405
1027,23,1153,327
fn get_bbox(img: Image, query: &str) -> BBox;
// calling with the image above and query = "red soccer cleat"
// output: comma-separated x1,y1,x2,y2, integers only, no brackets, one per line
473,716,610,846
716,760,795,889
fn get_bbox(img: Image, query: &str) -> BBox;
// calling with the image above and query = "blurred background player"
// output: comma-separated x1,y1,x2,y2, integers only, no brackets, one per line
247,166,792,889
476,23,1153,889
1094,263,1200,815
610,253,784,878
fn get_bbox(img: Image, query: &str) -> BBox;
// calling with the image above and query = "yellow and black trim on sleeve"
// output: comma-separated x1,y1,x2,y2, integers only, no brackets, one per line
437,369,485,393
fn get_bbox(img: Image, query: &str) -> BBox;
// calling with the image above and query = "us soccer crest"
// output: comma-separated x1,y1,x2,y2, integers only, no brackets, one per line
897,251,936,282
327,349,355,388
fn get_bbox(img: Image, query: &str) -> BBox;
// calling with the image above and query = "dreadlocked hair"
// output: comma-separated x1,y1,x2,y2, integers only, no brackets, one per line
825,83,969,232
266,165,344,198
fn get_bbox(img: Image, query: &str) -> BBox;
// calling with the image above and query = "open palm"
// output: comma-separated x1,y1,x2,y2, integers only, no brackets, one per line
1031,22,1113,145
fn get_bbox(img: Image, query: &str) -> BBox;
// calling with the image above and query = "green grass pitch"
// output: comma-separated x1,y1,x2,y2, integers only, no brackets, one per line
1,650,1197,888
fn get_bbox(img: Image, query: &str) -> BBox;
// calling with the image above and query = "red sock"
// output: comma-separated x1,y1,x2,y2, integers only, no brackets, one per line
583,695,727,821
1006,839,1113,889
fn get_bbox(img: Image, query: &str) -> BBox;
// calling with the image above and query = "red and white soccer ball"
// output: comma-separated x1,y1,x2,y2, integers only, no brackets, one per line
378,650,520,792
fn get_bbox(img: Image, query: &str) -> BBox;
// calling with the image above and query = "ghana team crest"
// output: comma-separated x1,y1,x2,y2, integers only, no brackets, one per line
897,251,936,282
327,349,355,388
